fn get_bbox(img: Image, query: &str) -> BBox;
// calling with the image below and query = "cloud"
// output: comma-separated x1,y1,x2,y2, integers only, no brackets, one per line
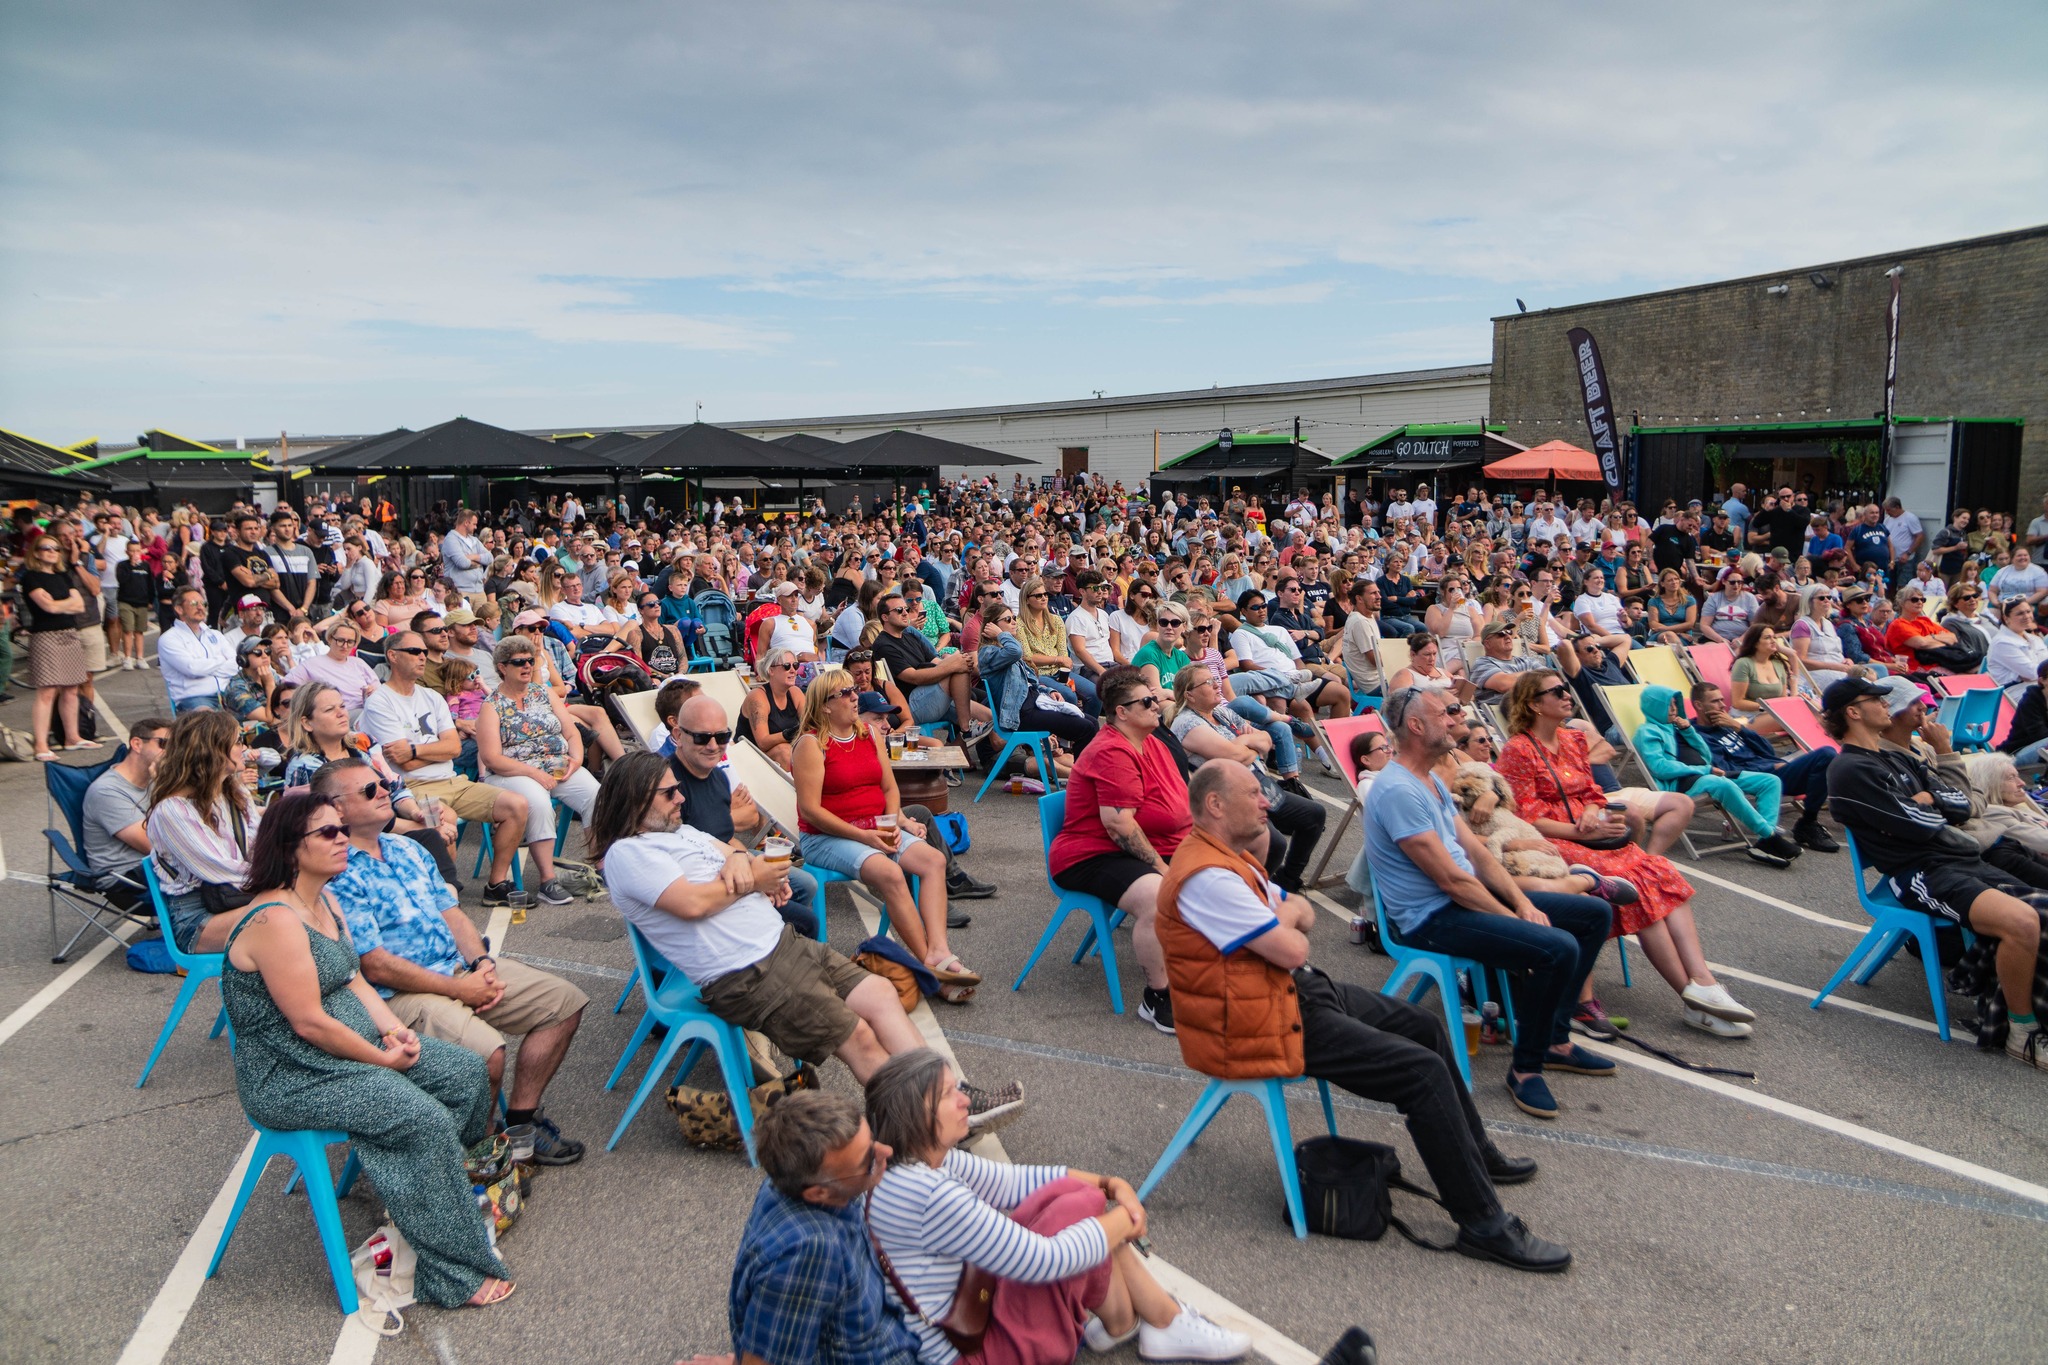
0,0,2042,434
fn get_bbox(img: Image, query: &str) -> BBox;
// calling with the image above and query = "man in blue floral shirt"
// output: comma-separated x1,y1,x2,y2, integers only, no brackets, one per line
315,757,589,1165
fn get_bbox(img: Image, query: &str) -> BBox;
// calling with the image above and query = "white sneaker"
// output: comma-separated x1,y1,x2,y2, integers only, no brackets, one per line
1138,1305,1250,1362
1083,1317,1141,1353
2007,1026,2045,1071
1682,981,1756,1024
120,657,133,671
1316,747,1338,777
1682,1005,1753,1039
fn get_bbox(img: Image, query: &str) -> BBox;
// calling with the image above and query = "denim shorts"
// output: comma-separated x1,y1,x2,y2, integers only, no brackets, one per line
163,888,213,954
907,683,954,725
799,831,911,878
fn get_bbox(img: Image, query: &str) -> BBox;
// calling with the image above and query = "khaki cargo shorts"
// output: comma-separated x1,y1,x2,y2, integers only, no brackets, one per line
386,957,589,1059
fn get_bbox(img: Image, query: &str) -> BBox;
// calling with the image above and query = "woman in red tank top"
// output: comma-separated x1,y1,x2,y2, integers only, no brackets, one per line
793,669,979,991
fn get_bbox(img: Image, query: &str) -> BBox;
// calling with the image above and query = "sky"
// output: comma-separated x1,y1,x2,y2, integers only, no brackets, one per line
2,0,2044,443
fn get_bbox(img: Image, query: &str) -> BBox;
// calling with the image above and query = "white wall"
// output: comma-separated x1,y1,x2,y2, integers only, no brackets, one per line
728,368,1492,487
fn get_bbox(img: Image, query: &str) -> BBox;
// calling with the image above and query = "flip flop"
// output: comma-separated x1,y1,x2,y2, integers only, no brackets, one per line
34,751,56,762
65,740,104,750
466,1277,516,1308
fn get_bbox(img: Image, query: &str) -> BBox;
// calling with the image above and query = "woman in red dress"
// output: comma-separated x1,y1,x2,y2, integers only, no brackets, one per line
1495,670,1758,1041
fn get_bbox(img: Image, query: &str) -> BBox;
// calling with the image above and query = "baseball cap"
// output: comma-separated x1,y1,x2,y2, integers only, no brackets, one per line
857,692,900,719
513,609,549,629
773,581,799,598
1819,676,1892,713
442,605,477,626
1480,619,1518,640
235,637,270,664
236,594,264,610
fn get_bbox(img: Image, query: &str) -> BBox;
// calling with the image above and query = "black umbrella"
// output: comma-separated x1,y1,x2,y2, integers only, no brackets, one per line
615,422,840,473
772,433,843,458
826,428,1035,469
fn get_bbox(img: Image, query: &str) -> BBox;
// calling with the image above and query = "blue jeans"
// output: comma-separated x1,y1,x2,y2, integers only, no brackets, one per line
1226,695,1299,775
907,683,954,726
781,867,820,940
1770,746,1834,817
2017,736,2048,765
1069,672,1100,716
172,694,219,715
1402,894,1613,1074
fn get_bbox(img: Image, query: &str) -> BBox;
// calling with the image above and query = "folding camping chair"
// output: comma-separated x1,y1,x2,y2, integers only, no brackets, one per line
1686,643,1735,697
1627,644,1694,695
1761,696,1839,754
1601,684,1749,860
43,744,153,962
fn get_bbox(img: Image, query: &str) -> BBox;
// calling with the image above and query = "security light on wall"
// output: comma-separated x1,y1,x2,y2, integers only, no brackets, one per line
1766,284,1790,296
1808,272,1833,289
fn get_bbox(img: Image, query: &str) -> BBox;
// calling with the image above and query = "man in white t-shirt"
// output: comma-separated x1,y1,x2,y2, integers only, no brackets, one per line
547,573,617,645
1063,570,1119,706
1410,484,1438,531
591,753,925,1082
1160,761,1565,1271
1528,503,1573,552
1569,568,1632,662
361,631,531,903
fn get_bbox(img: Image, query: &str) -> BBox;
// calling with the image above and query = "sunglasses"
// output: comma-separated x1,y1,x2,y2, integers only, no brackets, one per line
1119,694,1162,711
828,685,858,702
654,781,682,801
504,655,536,668
304,824,350,843
1535,683,1573,700
389,645,427,656
347,780,384,801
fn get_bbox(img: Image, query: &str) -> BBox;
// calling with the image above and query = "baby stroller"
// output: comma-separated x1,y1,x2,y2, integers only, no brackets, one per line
578,648,655,737
693,590,741,666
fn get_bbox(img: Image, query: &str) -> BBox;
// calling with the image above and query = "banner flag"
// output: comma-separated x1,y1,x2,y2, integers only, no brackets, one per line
1566,327,1624,496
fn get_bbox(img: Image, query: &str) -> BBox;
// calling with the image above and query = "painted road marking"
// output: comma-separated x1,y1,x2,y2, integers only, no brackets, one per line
113,1135,259,1365
0,921,141,1049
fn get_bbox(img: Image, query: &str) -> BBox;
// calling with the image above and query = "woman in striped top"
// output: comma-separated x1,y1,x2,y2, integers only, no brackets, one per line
145,707,261,954
863,1050,1247,1365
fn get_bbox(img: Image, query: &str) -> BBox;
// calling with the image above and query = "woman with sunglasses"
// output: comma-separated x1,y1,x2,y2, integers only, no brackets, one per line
374,569,429,634
977,602,1094,772
221,790,513,1310
741,647,809,771
1167,667,1323,892
597,571,645,655
1646,568,1700,646
1788,585,1872,684
633,592,689,678
792,670,977,993
1698,568,1759,645
1498,672,1753,1041
477,636,601,904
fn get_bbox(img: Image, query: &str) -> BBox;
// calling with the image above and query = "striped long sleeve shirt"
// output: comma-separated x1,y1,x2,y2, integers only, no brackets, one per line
865,1150,1108,1365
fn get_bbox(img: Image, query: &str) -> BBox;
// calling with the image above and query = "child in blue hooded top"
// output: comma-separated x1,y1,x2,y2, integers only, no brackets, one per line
1631,683,1801,868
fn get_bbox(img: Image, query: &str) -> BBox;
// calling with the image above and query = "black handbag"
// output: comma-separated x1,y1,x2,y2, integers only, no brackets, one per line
1531,738,1632,850
197,800,254,915
1294,1135,1454,1249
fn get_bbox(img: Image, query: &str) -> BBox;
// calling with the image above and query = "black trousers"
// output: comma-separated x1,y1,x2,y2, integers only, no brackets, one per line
1295,968,1502,1229
1264,789,1326,888
1019,694,1099,749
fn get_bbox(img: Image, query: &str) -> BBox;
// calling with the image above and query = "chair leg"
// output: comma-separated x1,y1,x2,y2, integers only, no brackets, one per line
605,1006,663,1091
1012,903,1079,993
670,1039,708,1087
1617,934,1633,987
612,967,639,1014
209,999,230,1039
1092,906,1125,1015
1254,1079,1309,1240
712,1025,763,1166
335,1148,361,1197
138,972,206,1087
1138,1080,1230,1203
1851,927,1907,986
206,1143,273,1279
292,1144,362,1313
607,1024,692,1150
972,737,1029,802
1810,925,1888,1013
1384,957,1470,1088
1316,1078,1337,1135
1909,922,1953,1042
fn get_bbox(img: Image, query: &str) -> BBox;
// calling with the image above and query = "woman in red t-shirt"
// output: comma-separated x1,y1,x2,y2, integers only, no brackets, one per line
1048,668,1191,1034
793,669,977,990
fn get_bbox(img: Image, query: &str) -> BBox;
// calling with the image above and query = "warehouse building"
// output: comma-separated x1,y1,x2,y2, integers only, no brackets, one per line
1490,224,2047,525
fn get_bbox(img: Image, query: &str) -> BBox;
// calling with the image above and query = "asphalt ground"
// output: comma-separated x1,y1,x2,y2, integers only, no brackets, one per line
2,652,2043,1365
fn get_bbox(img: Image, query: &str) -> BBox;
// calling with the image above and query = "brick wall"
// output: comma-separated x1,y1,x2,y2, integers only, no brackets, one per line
1490,225,2048,513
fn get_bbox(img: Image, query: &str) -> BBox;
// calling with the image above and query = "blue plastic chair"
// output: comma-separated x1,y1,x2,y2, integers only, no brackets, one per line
1011,792,1127,1013
604,921,761,1161
208,1122,363,1312
973,677,1061,803
1368,884,1512,1090
1811,832,1972,1040
42,744,152,962
136,861,232,1087
1138,1076,1338,1240
1936,687,2001,753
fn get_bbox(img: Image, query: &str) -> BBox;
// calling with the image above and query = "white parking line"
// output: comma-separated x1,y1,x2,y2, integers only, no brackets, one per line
1579,1038,2048,1206
0,922,141,1048
846,884,1317,1365
114,1135,259,1365
1678,865,1866,933
1705,960,1951,1037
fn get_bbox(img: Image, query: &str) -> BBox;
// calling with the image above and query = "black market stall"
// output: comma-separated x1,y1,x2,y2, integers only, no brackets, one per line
1148,432,1334,504
608,422,842,517
60,429,265,510
297,417,627,522
773,428,1035,515
1325,423,1524,504
0,427,113,503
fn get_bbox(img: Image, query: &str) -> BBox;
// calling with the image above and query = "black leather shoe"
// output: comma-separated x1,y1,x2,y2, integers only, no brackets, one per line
945,909,973,929
1279,775,1313,799
1483,1149,1539,1185
946,874,998,900
1455,1215,1571,1273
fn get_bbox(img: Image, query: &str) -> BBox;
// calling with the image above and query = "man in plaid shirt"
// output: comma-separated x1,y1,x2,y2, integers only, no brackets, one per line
697,1091,917,1365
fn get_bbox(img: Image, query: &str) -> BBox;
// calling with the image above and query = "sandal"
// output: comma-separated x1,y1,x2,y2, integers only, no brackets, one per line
34,750,56,761
65,739,103,750
936,983,977,1005
926,955,983,987
466,1277,516,1307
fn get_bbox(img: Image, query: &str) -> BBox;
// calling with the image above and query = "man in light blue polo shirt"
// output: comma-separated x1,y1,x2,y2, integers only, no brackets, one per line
1364,687,1614,1123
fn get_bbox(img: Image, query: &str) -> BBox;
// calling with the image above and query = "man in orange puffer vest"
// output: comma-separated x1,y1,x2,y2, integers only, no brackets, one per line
1157,762,1570,1273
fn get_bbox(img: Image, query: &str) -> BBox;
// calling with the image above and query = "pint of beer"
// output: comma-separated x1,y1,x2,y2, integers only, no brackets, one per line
875,813,898,850
886,731,906,761
763,837,793,871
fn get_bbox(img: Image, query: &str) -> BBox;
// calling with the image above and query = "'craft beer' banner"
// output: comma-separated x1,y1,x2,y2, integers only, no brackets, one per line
1566,327,1624,497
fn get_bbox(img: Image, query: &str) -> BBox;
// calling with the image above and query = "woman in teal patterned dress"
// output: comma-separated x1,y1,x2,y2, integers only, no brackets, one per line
221,790,514,1308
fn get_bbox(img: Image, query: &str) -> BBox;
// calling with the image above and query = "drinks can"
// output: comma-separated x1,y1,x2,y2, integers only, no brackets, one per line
1349,915,1370,945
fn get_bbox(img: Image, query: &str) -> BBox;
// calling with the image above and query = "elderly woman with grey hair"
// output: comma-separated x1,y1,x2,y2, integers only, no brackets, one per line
476,632,600,904
862,1049,1247,1365
740,646,807,770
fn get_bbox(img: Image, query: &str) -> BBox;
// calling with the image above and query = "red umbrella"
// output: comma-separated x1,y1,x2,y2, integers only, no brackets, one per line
1483,440,1602,481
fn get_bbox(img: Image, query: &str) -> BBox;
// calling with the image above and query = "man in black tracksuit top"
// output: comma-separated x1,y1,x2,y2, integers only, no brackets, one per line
1820,677,2045,1071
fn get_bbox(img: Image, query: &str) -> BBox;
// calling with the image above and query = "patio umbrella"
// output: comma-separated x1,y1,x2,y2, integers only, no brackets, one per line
1483,439,1602,482
317,418,620,472
827,429,1035,470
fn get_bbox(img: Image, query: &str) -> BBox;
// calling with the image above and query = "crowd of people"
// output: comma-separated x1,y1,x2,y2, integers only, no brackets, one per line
19,466,2048,1360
